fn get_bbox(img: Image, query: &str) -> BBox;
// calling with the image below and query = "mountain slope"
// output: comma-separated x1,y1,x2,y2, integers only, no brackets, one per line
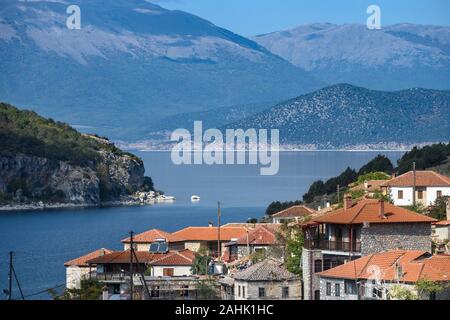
0,0,323,139
228,84,450,148
253,23,450,91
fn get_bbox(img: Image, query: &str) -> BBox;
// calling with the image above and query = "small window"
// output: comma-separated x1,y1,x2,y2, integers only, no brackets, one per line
242,286,245,298
282,287,289,298
398,190,404,199
163,268,174,277
418,190,424,200
373,288,382,299
326,282,331,296
344,280,357,295
323,259,332,271
238,285,241,297
335,284,340,297
258,287,266,298
314,260,323,273
436,190,442,198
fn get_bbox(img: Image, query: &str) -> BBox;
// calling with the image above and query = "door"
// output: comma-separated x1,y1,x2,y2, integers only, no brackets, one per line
163,268,174,276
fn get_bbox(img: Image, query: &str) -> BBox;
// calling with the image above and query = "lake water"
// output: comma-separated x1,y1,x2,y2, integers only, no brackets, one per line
0,151,403,299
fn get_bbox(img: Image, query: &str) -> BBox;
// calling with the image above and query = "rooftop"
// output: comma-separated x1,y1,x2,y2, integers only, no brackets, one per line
319,250,450,283
86,250,167,265
150,250,196,266
272,205,317,219
122,229,185,243
234,225,280,246
312,199,437,225
64,248,114,267
234,259,298,282
172,226,249,241
381,171,450,187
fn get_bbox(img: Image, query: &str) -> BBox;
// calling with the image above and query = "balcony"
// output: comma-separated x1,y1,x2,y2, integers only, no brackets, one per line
304,239,361,253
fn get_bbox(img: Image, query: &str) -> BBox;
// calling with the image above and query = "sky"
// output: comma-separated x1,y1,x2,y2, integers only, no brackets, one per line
155,0,450,36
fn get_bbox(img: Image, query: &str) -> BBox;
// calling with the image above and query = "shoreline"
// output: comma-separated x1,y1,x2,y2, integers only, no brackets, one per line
0,200,152,212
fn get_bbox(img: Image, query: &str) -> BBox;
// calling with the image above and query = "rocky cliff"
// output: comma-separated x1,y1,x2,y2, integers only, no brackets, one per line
0,103,149,208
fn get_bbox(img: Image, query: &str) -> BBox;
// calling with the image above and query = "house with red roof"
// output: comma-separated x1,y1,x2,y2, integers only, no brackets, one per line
317,250,450,300
121,229,186,252
64,248,113,289
271,205,317,224
381,170,450,207
301,196,437,300
223,224,282,262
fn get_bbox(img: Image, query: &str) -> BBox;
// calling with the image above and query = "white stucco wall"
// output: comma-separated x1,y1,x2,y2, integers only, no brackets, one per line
390,187,414,206
151,265,192,277
434,226,450,241
426,187,450,206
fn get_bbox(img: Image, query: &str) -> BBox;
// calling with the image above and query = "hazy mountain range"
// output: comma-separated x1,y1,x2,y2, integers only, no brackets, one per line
228,84,450,148
0,0,323,139
253,23,450,91
0,0,449,146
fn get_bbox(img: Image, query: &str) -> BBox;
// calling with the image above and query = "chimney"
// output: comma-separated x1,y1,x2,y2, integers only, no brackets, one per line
379,199,385,218
344,195,353,210
208,221,213,227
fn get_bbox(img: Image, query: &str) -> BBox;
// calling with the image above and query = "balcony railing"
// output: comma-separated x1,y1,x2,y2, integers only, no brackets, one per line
304,240,361,253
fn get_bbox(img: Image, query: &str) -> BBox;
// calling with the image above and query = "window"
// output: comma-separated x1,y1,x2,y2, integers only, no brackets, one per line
163,268,174,277
323,259,332,271
242,286,245,298
180,285,189,298
335,284,340,297
418,190,424,200
437,190,442,198
326,282,332,296
282,287,289,298
238,285,241,297
258,287,266,298
344,280,357,295
372,288,382,299
314,260,323,273
314,290,321,300
398,190,403,199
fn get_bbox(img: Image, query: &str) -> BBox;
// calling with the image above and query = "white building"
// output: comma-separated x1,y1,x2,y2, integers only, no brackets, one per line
64,248,113,289
381,171,450,207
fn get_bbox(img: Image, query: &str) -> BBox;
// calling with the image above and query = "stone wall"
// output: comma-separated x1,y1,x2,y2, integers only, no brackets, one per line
234,279,301,300
301,248,323,300
361,223,432,255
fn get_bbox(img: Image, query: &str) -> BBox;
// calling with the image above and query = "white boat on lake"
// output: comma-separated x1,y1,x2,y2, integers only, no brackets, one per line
191,195,201,201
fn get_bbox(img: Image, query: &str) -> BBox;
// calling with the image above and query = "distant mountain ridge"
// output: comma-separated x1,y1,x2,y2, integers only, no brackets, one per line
0,0,323,139
227,84,450,148
253,23,450,91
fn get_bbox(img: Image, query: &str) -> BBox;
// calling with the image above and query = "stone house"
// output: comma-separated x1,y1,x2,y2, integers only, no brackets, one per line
223,224,282,262
64,248,113,289
301,197,436,300
317,250,450,300
122,229,185,252
381,170,450,207
171,226,249,258
271,205,317,224
232,259,301,300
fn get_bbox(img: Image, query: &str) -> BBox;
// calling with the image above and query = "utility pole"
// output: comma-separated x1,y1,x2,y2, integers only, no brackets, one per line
412,162,416,206
337,184,340,203
129,231,134,301
8,251,12,300
217,202,221,261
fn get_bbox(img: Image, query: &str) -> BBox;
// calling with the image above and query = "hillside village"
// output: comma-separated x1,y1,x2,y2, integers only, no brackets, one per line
64,168,450,300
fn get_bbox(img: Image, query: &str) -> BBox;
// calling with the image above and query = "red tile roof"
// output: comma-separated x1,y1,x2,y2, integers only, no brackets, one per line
319,250,450,283
235,225,280,245
272,205,317,218
313,199,437,225
435,220,450,226
382,171,450,187
122,229,185,243
86,250,166,265
172,226,249,241
150,250,196,266
64,248,114,267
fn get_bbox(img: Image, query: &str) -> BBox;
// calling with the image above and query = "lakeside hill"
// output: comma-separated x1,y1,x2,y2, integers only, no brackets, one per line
0,0,323,140
226,84,450,148
0,103,152,207
253,23,450,91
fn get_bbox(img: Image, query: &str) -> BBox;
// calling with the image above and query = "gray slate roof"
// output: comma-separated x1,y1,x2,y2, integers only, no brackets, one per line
234,259,297,282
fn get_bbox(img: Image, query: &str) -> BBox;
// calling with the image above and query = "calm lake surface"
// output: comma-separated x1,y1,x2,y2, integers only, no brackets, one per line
0,151,403,299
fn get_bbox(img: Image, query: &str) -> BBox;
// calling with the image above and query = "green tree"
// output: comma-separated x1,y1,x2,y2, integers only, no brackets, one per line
53,279,104,300
276,223,304,276
389,285,418,300
191,249,212,275
358,155,394,175
428,197,449,220
415,279,445,299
